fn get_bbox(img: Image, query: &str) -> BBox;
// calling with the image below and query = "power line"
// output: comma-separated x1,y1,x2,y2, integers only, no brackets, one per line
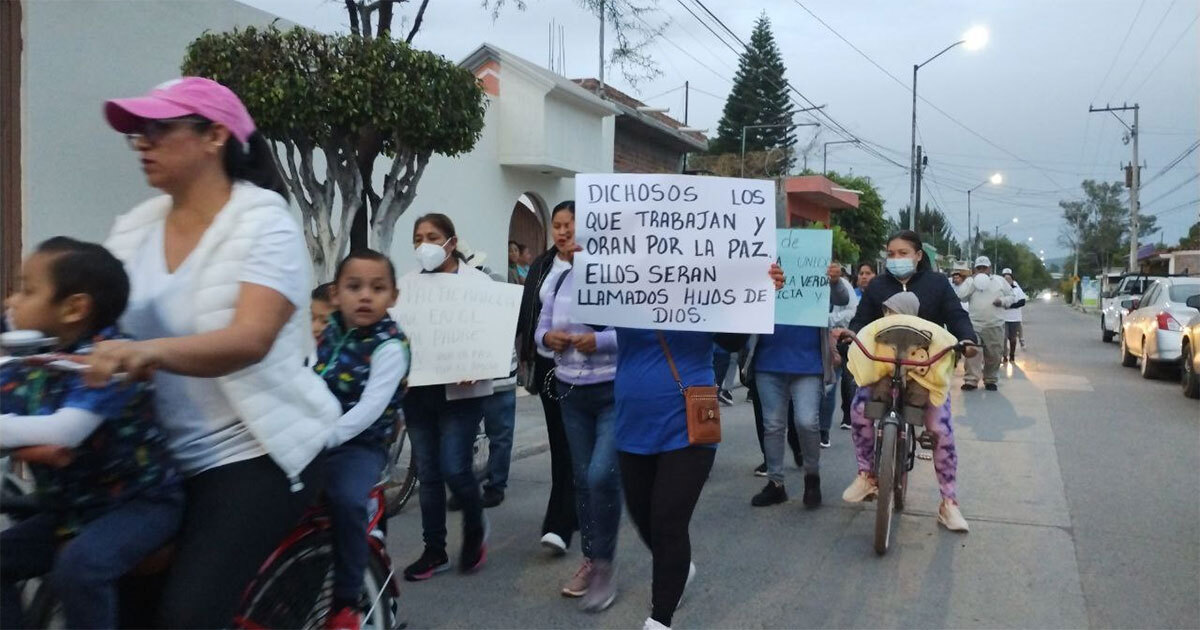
1149,197,1199,217
1141,139,1200,188
1141,172,1200,208
1128,13,1200,96
1109,0,1179,99
1089,0,1148,104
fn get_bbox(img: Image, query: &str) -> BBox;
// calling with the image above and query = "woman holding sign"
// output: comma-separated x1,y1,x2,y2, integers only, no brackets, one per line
400,214,492,581
618,265,786,630
840,230,977,532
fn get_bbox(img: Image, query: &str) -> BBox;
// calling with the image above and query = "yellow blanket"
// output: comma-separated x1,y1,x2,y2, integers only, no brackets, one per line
846,313,959,406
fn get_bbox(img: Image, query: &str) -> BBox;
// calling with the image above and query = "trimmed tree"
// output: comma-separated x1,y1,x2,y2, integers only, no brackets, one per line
709,14,796,173
182,25,486,280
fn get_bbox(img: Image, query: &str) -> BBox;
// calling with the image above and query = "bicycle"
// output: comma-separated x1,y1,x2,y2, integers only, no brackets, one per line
839,326,971,556
379,414,491,518
0,335,402,629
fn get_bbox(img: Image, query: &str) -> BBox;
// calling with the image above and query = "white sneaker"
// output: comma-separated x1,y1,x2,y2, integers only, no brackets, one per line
643,617,671,630
937,499,970,532
541,532,567,556
841,472,878,503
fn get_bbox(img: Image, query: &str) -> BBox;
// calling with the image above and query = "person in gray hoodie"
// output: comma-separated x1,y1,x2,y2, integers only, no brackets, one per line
954,256,1014,391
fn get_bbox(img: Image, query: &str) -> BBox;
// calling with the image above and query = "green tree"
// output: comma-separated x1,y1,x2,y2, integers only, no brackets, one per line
709,14,796,172
977,234,1052,292
1180,221,1200,248
1056,179,1158,276
182,25,486,279
824,171,889,264
892,204,961,261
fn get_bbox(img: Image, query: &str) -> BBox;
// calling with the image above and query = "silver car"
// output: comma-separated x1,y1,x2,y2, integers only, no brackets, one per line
1180,307,1200,399
1120,277,1200,379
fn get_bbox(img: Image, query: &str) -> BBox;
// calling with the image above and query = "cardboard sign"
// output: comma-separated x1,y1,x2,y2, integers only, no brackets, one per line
572,173,778,333
393,273,521,387
775,229,833,327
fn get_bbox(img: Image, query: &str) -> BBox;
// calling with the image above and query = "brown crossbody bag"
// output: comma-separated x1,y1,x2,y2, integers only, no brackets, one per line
656,332,722,445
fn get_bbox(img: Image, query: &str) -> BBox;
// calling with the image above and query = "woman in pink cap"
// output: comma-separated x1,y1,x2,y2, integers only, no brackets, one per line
85,77,341,628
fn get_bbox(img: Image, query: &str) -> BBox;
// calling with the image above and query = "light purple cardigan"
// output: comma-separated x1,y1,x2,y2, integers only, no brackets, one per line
534,269,618,385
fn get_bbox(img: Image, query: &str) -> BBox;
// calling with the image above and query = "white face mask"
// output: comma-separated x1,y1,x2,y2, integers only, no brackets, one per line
415,241,451,272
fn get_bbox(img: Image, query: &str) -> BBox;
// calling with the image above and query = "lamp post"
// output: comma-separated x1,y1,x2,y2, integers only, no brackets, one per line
741,122,819,177
823,140,859,175
909,25,989,230
966,172,1002,259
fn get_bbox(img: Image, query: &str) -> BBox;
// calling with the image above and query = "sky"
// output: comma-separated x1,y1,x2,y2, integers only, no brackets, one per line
244,0,1200,260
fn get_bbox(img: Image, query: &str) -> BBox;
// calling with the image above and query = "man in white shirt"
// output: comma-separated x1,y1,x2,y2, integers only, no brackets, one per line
1001,268,1028,363
950,262,975,377
954,256,1015,391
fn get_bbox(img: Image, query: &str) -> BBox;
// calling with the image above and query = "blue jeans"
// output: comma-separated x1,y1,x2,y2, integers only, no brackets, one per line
712,346,731,390
481,388,516,491
404,386,486,550
756,372,823,482
558,380,622,562
818,366,843,432
0,489,183,629
324,442,388,602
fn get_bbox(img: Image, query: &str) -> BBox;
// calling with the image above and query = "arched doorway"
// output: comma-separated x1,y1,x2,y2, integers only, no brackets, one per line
506,193,546,284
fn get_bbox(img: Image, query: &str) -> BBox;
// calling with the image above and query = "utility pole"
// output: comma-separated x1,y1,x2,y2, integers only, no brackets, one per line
598,0,605,93
1088,103,1140,272
913,145,925,226
909,63,919,230
684,81,689,125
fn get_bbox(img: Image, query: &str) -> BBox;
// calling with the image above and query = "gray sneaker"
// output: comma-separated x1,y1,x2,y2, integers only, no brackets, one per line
580,560,618,612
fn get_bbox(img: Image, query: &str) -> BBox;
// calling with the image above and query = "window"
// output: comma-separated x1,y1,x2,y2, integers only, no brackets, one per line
1168,284,1200,303
1141,284,1161,306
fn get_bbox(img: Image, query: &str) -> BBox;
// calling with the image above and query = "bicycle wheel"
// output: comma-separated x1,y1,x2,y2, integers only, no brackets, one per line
25,579,65,629
894,426,911,513
873,420,899,556
362,539,399,630
382,428,418,518
236,529,336,630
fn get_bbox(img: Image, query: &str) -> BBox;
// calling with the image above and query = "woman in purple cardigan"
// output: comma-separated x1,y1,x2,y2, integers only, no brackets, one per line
536,221,622,614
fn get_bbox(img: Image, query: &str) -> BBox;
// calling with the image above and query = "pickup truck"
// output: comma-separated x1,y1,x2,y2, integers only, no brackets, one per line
1101,274,1160,342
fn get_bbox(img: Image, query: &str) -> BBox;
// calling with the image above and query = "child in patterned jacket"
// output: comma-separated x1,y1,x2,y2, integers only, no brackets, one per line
314,249,409,630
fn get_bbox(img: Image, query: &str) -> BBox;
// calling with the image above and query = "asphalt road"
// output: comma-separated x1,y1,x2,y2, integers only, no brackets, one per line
384,301,1199,629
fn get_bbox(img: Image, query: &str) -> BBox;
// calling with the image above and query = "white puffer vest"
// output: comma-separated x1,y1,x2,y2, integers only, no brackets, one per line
105,182,339,485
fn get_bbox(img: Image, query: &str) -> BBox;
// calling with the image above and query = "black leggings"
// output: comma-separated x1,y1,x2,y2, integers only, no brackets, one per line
535,355,578,543
619,447,716,627
157,455,320,628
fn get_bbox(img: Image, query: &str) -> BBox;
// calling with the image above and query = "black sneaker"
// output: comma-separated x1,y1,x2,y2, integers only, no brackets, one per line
751,481,787,507
819,431,831,448
961,383,977,391
718,389,734,406
753,462,767,477
460,519,488,574
481,486,505,508
803,474,822,508
404,546,450,582
985,383,998,391
839,418,852,430
447,492,463,512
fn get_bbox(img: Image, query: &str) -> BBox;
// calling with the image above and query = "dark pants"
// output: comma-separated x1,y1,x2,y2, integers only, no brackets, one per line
1005,321,1023,360
481,388,516,491
404,385,485,551
558,380,622,562
323,442,388,603
160,455,321,628
535,355,577,544
619,446,715,628
750,378,800,459
712,347,731,391
0,490,182,629
840,351,858,426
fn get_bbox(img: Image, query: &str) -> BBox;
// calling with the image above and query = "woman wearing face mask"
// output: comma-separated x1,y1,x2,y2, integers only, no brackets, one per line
837,230,978,533
400,213,493,581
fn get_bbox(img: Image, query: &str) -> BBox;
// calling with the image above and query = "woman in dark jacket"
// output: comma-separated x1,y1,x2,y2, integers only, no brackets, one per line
839,230,978,533
514,201,578,555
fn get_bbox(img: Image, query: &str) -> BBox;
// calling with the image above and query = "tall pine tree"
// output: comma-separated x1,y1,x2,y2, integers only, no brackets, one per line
710,14,796,172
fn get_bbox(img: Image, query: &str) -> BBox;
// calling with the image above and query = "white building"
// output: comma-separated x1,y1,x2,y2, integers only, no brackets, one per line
1,1,620,292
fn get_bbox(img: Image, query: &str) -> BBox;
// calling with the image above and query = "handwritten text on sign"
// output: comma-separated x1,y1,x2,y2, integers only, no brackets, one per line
775,229,833,327
392,274,522,387
572,174,777,333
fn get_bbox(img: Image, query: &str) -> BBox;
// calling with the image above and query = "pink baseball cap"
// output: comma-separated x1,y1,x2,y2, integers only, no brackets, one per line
104,77,256,143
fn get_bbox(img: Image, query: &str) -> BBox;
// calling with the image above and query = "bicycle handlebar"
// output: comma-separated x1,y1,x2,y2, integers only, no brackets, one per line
0,354,126,381
838,331,974,368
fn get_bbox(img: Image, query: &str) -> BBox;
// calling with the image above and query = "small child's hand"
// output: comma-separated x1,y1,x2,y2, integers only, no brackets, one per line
12,445,74,468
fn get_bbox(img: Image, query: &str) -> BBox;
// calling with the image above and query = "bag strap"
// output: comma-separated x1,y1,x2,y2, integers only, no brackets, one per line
552,269,606,332
655,331,686,394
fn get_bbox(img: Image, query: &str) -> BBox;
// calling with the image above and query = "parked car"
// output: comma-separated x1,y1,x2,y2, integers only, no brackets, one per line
1102,274,1160,342
1179,305,1200,399
1119,277,1200,379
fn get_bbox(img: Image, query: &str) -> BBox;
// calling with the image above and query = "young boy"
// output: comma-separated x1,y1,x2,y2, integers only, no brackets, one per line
311,282,336,343
0,237,182,629
314,249,409,630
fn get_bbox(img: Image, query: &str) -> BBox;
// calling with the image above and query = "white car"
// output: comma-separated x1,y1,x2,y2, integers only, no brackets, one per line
1102,275,1159,342
1120,277,1200,379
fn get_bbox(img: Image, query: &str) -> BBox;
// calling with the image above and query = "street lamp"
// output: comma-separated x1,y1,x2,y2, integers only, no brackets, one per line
966,172,1002,259
741,122,819,178
823,140,859,175
909,26,990,229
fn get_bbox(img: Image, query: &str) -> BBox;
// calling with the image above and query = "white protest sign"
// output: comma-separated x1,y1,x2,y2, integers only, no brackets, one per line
572,173,777,333
392,273,522,387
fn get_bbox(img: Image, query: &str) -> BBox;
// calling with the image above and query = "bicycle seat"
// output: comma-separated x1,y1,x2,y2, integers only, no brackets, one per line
874,325,933,357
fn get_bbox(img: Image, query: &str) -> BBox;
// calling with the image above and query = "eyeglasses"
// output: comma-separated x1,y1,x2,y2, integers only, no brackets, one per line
125,117,210,149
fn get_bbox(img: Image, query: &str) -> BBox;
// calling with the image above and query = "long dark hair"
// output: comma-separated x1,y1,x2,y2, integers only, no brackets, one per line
223,131,289,201
886,230,932,272
412,213,467,261
552,200,575,218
